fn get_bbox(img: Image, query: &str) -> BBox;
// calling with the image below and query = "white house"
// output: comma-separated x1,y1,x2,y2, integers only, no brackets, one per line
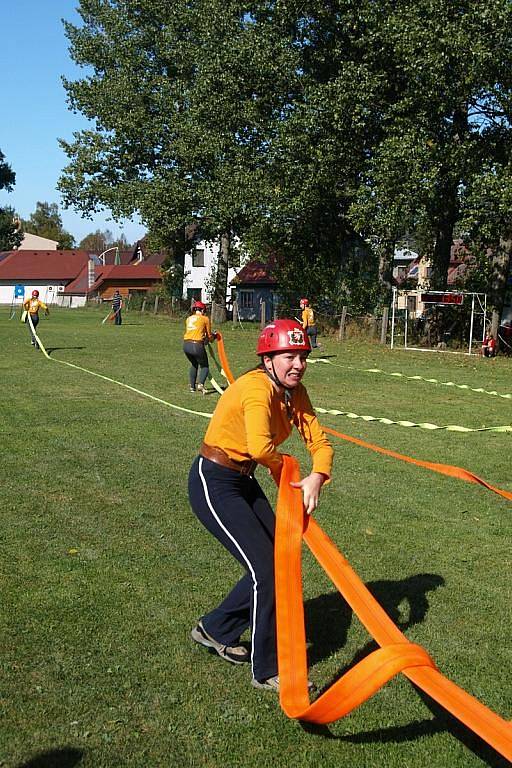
183,240,239,303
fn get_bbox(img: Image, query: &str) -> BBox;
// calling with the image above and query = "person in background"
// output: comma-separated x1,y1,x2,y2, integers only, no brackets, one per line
23,290,49,349
183,300,216,392
112,290,123,325
482,333,497,358
188,319,333,691
300,298,320,348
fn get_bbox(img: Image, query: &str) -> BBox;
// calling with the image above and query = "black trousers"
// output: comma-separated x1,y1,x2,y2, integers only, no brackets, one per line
183,340,209,389
26,313,39,344
306,325,318,348
188,456,277,680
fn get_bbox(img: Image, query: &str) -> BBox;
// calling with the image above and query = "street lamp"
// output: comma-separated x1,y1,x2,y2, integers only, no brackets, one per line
98,246,120,265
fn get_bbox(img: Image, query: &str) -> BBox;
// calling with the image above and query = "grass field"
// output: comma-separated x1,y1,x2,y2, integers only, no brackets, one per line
1,306,511,768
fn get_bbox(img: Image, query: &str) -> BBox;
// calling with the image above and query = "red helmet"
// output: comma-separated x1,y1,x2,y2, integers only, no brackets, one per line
32,290,39,297
192,300,206,311
300,298,309,306
256,319,311,355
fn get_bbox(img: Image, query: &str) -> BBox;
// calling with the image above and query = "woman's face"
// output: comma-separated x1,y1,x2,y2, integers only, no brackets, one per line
264,351,308,389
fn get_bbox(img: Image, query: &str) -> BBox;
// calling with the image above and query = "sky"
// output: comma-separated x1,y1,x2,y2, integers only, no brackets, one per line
0,0,146,246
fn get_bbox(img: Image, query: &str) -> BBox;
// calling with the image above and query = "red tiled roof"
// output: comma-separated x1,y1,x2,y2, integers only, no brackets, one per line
65,263,162,294
0,250,90,280
231,260,277,285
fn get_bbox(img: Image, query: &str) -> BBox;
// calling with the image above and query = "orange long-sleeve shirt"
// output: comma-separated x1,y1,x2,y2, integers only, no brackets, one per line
184,313,214,342
23,298,48,315
302,307,315,329
203,368,333,480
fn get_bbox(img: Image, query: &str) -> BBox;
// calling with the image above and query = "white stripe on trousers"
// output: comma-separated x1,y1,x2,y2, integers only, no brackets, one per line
197,457,259,675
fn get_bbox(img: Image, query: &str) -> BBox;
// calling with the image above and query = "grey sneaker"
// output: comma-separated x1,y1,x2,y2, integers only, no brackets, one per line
252,675,280,691
191,620,249,665
252,675,315,692
196,383,205,394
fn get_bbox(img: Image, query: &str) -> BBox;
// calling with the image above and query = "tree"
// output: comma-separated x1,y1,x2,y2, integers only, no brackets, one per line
0,149,23,250
22,201,76,249
0,206,23,251
348,0,512,295
59,0,512,319
79,229,131,254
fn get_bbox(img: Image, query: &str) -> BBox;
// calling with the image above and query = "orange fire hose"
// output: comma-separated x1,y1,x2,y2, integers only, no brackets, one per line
216,333,512,758
275,455,512,759
275,456,512,756
321,426,512,502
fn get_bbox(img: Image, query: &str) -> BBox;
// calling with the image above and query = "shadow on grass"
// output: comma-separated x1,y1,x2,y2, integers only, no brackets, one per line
15,747,84,768
301,696,508,767
305,572,445,666
300,574,508,766
46,347,86,354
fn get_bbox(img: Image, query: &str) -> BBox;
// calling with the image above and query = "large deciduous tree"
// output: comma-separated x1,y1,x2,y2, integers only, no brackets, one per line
22,201,76,249
59,0,512,319
0,149,23,250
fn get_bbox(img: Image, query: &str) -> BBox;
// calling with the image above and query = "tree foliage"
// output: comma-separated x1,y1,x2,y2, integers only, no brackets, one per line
79,229,131,254
0,149,22,250
59,0,512,317
22,201,76,249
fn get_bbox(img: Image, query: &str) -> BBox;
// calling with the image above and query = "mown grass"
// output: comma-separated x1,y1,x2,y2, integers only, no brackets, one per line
1,307,510,768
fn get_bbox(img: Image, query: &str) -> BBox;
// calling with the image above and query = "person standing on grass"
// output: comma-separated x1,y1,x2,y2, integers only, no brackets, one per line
188,319,333,691
183,300,216,393
300,298,320,348
23,290,49,349
112,290,123,325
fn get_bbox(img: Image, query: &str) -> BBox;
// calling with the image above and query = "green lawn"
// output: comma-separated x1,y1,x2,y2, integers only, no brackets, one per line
1,306,510,768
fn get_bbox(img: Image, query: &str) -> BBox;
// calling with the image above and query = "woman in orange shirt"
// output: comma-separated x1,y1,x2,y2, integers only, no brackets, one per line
188,319,333,691
300,297,319,348
183,301,215,392
23,290,49,349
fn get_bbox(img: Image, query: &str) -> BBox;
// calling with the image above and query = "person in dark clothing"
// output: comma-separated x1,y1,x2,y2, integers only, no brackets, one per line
112,290,123,325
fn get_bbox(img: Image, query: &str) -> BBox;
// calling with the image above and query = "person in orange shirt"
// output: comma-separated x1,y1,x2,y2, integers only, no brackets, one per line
300,297,319,348
23,290,49,349
188,319,333,691
183,301,216,392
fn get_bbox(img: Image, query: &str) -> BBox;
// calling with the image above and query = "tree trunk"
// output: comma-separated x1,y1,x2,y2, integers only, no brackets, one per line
212,231,230,323
490,232,512,338
377,239,395,295
430,188,458,290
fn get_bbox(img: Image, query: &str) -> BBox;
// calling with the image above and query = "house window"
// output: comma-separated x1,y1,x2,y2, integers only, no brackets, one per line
239,289,254,309
187,288,202,301
192,248,205,267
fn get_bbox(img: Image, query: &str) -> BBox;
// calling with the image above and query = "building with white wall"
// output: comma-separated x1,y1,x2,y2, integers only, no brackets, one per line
19,233,59,250
182,240,239,302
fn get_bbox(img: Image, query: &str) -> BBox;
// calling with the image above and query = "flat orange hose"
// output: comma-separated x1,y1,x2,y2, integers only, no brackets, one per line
322,426,512,502
214,332,236,387
275,456,512,759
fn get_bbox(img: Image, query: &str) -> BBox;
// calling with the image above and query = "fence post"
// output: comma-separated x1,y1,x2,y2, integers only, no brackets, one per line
141,299,146,314
154,295,159,315
337,306,347,341
232,300,239,328
260,300,266,328
380,307,389,344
